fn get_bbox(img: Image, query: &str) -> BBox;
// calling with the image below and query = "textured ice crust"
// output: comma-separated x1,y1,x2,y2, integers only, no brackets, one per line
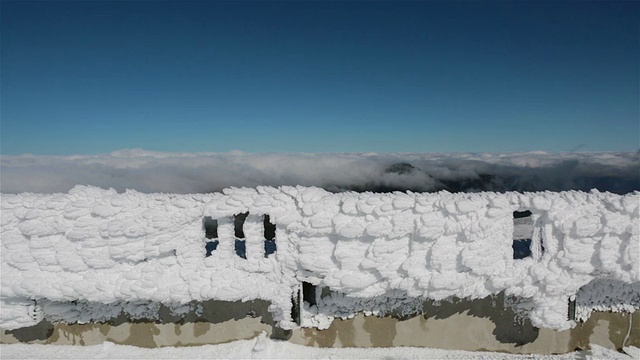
1,186,638,331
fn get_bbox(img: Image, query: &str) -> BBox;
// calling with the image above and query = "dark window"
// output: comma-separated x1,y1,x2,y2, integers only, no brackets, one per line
264,215,276,240
203,217,219,257
234,213,248,259
264,215,277,257
204,217,218,239
302,282,316,306
234,212,248,239
512,239,532,259
291,290,301,325
205,241,219,257
513,210,532,219
264,240,276,257
235,239,246,259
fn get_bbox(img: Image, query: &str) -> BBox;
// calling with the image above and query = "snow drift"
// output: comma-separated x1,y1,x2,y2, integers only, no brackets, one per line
1,332,636,359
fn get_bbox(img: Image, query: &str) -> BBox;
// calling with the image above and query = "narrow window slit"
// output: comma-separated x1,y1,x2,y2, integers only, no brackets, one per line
264,215,276,240
264,214,277,257
234,212,248,239
513,210,533,259
234,213,248,259
568,297,576,321
203,216,219,257
291,289,301,325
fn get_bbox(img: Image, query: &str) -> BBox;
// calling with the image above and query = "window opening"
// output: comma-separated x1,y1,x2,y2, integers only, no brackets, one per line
264,214,277,257
203,217,219,257
234,212,248,239
235,239,246,259
568,297,576,321
264,215,276,240
264,240,276,257
302,282,317,306
205,241,219,257
204,216,218,239
512,239,532,259
513,210,533,259
291,287,301,325
234,213,248,259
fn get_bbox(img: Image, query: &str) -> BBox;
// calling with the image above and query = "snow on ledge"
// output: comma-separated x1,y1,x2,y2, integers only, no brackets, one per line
1,186,638,331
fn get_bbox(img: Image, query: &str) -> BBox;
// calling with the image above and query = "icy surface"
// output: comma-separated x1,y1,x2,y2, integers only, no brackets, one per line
0,333,635,359
1,186,638,331
575,279,640,322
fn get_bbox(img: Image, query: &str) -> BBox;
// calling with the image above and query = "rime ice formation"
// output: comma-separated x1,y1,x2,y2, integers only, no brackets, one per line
1,186,638,331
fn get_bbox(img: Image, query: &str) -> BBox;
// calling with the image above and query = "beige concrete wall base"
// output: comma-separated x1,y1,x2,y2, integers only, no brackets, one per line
2,298,637,354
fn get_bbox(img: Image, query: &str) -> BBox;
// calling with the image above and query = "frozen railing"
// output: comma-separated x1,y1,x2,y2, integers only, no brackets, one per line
1,186,638,331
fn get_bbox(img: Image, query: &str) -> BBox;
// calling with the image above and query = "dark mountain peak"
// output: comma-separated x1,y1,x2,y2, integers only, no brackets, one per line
385,162,417,175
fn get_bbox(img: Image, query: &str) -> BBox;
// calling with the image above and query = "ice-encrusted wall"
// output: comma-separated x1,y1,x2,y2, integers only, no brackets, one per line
1,186,638,331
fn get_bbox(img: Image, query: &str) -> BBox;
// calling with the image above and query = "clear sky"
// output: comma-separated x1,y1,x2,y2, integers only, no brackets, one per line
2,1,638,155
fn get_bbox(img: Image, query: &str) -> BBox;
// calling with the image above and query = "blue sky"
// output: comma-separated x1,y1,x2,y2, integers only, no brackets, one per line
2,1,638,155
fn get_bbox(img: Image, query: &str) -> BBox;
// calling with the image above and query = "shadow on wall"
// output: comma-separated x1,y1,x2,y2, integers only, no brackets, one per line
5,294,537,346
5,299,292,344
298,283,541,347
5,320,55,342
418,293,539,346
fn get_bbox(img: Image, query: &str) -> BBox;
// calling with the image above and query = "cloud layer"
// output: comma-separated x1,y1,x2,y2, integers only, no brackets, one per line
1,149,638,194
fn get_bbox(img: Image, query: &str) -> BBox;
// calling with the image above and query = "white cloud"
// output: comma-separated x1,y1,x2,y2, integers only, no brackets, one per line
1,150,638,194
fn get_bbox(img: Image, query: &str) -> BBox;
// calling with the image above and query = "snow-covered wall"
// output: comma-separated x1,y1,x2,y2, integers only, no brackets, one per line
1,186,638,331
